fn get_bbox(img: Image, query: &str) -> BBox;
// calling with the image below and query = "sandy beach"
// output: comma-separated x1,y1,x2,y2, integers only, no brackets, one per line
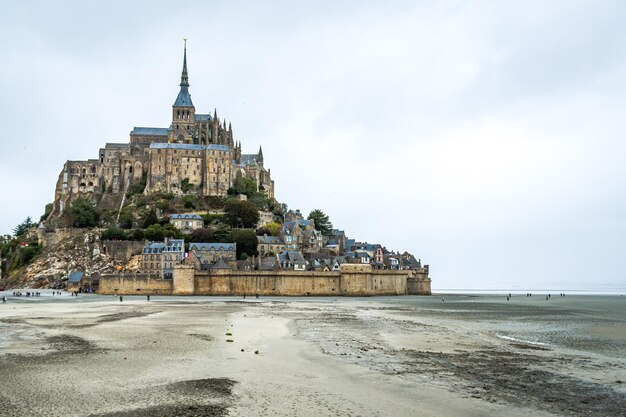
0,292,624,417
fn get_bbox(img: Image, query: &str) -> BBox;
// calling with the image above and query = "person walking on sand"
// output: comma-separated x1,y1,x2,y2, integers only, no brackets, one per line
120,295,123,302
2,296,6,303
147,295,150,301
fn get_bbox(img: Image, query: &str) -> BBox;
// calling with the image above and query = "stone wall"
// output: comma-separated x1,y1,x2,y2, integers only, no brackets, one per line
99,264,423,296
99,274,173,295
406,268,432,295
193,270,342,296
102,240,146,261
172,265,195,295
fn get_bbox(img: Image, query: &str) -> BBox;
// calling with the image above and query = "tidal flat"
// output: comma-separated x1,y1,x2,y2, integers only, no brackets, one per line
0,292,624,416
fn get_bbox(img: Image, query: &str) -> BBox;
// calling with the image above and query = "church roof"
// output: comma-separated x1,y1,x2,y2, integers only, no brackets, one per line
194,114,211,121
240,154,258,166
174,87,193,107
131,127,169,136
207,144,230,152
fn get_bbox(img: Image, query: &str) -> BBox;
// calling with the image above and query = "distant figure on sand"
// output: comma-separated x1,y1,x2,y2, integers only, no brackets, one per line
147,295,150,301
119,296,123,302
2,296,6,303
442,297,445,302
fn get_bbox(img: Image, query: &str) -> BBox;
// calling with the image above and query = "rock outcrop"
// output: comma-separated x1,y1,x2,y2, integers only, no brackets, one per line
17,228,116,289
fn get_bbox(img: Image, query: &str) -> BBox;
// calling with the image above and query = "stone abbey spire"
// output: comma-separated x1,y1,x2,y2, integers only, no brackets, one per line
171,39,195,143
173,39,193,108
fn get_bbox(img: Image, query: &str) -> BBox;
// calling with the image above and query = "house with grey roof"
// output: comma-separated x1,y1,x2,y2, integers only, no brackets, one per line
278,251,307,271
257,235,285,255
170,213,204,233
190,242,236,265
142,239,185,278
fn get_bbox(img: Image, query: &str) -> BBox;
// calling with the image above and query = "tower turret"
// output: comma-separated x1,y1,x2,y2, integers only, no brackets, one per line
257,146,264,167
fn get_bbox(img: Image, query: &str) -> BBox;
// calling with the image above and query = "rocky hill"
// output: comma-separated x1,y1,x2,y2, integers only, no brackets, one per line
12,228,116,289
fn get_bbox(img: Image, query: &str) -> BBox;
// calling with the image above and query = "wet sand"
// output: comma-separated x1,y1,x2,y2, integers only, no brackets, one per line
0,293,624,416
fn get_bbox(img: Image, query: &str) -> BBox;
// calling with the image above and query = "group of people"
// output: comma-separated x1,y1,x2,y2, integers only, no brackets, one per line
11,291,43,297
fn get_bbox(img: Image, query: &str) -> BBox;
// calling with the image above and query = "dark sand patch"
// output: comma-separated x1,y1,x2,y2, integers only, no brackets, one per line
46,334,99,354
89,404,228,417
96,310,157,324
188,333,214,342
167,378,236,396
89,378,236,417
404,349,626,417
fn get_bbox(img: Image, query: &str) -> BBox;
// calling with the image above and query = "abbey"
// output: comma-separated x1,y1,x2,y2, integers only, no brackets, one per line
51,44,274,216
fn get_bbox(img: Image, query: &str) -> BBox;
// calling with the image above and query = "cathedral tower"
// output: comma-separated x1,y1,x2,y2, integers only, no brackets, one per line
170,40,195,143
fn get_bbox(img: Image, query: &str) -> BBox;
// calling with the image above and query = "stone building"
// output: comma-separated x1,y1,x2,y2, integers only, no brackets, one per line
189,242,236,264
169,214,204,234
142,239,185,278
50,42,274,221
257,235,285,255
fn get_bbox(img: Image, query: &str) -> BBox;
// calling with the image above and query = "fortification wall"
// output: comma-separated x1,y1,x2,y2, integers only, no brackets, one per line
99,274,172,295
99,266,430,296
194,271,342,296
406,268,432,295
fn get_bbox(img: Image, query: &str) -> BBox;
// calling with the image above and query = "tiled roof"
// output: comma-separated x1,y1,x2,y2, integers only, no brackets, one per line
174,86,193,107
240,154,258,166
207,144,230,152
257,236,283,244
194,114,211,121
164,239,185,252
210,259,232,270
131,127,169,136
144,242,166,253
190,242,236,251
170,214,203,220
105,143,129,149
68,271,84,283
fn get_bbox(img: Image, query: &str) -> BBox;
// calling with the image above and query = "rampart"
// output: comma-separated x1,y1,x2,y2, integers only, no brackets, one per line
99,264,431,296
98,273,173,295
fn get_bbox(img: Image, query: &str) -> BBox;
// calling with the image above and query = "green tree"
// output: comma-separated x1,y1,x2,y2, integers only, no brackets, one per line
126,173,147,197
182,195,197,209
256,221,281,236
190,227,215,242
66,198,100,228
229,177,257,197
118,209,134,229
101,227,128,241
230,229,258,260
13,217,35,237
224,199,260,228
142,209,158,228
143,224,164,241
307,209,333,236
181,178,193,193
212,226,232,243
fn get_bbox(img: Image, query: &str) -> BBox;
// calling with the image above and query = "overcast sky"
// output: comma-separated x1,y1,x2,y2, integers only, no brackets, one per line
1,1,625,290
